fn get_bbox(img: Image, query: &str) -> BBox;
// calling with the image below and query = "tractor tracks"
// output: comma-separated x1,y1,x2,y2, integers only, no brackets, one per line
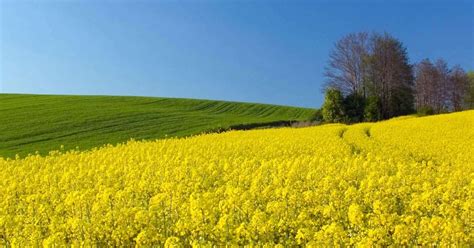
338,125,374,156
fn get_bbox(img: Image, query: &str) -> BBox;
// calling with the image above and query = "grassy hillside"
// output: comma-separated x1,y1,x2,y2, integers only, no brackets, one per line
0,94,314,158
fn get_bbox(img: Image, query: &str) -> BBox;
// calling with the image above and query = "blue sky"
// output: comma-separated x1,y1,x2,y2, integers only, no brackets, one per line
1,0,472,108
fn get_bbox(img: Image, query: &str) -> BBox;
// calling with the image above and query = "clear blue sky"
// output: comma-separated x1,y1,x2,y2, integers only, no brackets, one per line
1,0,472,108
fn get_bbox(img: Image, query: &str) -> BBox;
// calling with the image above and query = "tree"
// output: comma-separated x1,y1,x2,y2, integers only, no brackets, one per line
311,108,324,122
468,71,474,109
413,59,448,113
322,31,470,122
364,96,381,121
322,88,345,123
324,32,370,96
343,93,366,123
324,32,415,122
414,59,470,113
434,59,450,112
449,66,470,111
414,59,437,112
366,33,414,119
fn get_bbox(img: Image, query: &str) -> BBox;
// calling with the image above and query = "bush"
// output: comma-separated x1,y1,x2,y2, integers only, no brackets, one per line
417,106,434,116
322,88,345,123
343,93,366,123
364,96,381,121
310,109,323,122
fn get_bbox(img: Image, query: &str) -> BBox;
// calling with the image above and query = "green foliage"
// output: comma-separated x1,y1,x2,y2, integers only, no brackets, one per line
310,108,323,122
324,31,415,122
364,96,381,122
0,94,314,158
417,106,434,116
468,71,474,109
322,88,345,123
321,89,384,123
389,85,415,117
368,33,414,119
343,93,366,123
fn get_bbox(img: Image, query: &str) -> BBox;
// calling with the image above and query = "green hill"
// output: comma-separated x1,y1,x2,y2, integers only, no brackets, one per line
0,94,314,158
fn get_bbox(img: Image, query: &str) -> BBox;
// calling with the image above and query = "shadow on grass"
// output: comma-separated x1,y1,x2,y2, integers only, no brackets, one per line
204,120,321,134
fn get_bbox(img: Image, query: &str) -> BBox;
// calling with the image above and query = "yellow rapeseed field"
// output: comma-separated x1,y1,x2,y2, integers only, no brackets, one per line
1,111,473,247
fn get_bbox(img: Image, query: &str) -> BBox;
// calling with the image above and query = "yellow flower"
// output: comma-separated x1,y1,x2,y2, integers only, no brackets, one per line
348,204,364,226
0,110,472,246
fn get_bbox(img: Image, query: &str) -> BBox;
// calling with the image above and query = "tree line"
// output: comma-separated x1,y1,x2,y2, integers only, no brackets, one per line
319,31,473,123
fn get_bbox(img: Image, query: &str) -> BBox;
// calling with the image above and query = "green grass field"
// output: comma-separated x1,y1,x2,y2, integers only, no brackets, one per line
0,94,314,158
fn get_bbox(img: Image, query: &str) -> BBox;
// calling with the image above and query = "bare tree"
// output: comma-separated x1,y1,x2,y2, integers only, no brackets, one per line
324,32,370,96
414,59,470,113
449,65,470,111
468,71,474,109
434,59,450,112
414,59,437,110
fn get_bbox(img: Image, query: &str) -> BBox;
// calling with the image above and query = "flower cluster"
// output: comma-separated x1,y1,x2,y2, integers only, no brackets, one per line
0,111,473,246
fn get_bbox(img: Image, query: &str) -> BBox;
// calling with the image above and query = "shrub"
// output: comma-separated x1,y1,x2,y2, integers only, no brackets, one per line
417,106,434,116
364,96,381,121
343,93,366,123
322,88,345,123
310,109,323,122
